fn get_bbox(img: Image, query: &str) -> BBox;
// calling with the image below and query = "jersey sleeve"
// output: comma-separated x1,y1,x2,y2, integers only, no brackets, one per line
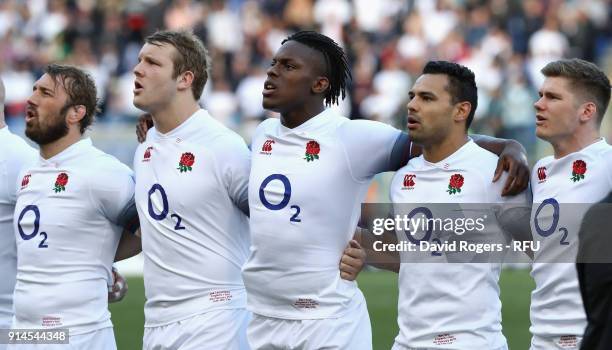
8,147,37,203
338,120,406,182
489,170,533,242
89,159,138,232
219,135,251,215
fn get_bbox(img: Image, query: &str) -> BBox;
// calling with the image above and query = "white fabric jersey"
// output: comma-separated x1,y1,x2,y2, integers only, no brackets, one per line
530,138,612,341
134,109,251,327
390,140,529,349
242,109,402,319
13,138,134,335
0,127,36,329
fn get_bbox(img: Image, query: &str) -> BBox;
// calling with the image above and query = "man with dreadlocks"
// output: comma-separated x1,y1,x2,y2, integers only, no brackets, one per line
241,31,529,349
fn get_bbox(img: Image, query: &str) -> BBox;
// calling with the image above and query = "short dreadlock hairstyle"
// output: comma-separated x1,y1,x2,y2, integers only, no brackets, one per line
282,31,351,107
423,61,478,130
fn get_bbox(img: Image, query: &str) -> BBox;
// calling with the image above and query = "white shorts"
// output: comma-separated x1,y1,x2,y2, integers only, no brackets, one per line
392,343,507,350
247,298,372,350
6,327,116,350
143,308,250,350
530,335,582,350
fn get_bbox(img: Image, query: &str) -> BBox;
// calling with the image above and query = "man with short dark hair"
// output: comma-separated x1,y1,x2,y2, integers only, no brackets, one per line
389,60,529,350
422,60,479,130
529,58,612,350
10,64,139,350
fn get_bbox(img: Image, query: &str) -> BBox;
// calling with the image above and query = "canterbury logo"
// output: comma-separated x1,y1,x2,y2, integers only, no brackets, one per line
403,174,416,188
261,140,275,153
537,167,547,181
21,174,31,188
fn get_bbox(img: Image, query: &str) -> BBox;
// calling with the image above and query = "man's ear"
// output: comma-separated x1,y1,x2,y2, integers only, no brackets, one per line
312,76,330,94
453,101,471,123
66,105,86,125
177,71,195,92
579,101,597,123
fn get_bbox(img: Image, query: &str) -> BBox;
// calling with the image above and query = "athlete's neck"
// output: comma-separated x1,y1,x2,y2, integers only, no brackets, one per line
39,128,82,160
280,104,325,129
150,99,200,134
551,131,601,159
422,134,469,163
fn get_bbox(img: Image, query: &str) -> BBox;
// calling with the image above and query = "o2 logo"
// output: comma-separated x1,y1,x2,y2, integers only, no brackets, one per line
534,198,569,245
404,207,441,256
17,205,49,248
259,174,301,222
147,184,186,231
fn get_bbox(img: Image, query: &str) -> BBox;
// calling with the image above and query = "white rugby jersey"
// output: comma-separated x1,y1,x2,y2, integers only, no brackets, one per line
242,109,403,319
0,127,36,328
390,140,529,349
134,109,251,327
13,138,135,335
530,138,612,341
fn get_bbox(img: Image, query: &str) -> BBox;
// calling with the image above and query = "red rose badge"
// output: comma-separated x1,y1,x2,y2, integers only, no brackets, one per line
447,174,464,195
143,146,153,161
304,141,320,162
571,160,586,182
53,173,69,193
177,152,195,173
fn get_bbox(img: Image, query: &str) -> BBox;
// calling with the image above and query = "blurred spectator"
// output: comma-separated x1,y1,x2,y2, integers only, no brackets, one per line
207,0,242,53
285,0,314,29
0,0,610,158
235,65,266,121
361,54,411,124
203,79,239,128
499,73,537,159
164,0,202,30
3,59,35,120
528,14,569,87
313,0,350,45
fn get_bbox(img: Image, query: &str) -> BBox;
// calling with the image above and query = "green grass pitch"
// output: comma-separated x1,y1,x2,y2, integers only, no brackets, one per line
110,269,534,349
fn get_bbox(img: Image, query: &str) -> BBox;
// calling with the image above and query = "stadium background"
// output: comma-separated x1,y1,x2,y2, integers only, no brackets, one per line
2,0,611,348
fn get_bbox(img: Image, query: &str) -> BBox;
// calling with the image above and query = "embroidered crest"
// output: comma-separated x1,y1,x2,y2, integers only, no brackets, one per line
21,174,31,189
53,173,69,193
537,166,547,182
402,174,416,189
304,141,320,162
261,140,275,155
447,174,464,195
177,152,195,173
571,160,586,182
143,146,153,162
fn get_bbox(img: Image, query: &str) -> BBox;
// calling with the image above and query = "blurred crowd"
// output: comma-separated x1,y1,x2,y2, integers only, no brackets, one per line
2,0,612,160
